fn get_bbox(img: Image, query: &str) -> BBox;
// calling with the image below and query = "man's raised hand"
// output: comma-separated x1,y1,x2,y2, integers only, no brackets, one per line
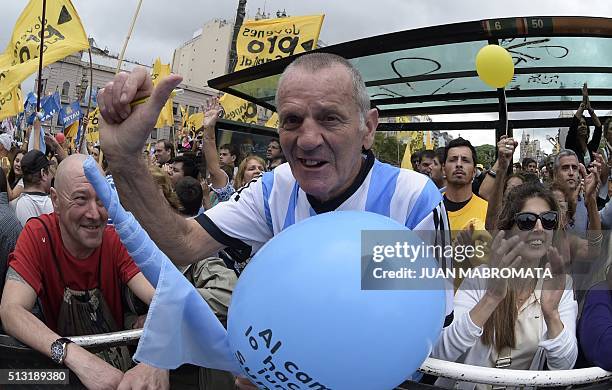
97,67,182,159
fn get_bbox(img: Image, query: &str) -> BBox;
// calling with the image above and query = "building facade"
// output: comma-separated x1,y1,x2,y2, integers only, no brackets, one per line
171,19,233,89
520,131,545,165
37,39,216,144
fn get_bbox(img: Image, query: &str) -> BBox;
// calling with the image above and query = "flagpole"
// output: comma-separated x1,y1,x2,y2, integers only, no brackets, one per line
36,0,47,112
115,0,144,74
78,48,94,154
31,0,48,152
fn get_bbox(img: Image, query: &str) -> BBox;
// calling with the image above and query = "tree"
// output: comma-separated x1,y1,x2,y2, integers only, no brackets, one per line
474,144,496,169
372,133,406,167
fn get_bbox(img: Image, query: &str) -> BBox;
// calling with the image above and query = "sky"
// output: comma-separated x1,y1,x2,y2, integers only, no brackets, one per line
2,0,611,155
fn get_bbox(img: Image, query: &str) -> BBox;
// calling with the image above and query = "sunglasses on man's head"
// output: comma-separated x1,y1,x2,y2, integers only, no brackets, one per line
514,211,558,231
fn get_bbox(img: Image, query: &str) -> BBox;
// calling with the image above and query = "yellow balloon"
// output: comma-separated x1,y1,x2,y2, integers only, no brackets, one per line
475,44,515,89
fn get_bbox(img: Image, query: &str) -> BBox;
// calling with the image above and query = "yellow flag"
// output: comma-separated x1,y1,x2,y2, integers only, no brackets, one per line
219,94,258,124
400,133,414,170
400,131,425,170
152,58,173,128
235,15,324,71
186,112,204,134
0,0,89,96
425,131,434,149
222,15,325,123
0,86,23,120
265,112,279,129
85,108,99,143
64,120,79,138
395,116,426,170
180,105,188,128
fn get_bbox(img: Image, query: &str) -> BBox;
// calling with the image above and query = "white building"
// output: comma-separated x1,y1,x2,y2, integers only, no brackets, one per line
171,19,233,88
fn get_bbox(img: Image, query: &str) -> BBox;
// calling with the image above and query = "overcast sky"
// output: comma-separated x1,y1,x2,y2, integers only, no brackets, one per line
3,0,611,154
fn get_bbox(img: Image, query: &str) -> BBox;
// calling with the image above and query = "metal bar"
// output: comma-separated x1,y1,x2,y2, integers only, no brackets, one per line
216,118,278,137
3,332,612,387
68,329,142,348
372,88,612,106
378,100,612,117
35,0,47,112
365,66,612,89
497,88,508,140
376,116,608,131
419,358,612,387
223,88,277,111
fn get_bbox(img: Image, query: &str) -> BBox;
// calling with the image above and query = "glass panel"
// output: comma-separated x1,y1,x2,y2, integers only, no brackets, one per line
351,41,489,81
499,37,612,68
505,96,612,104
216,128,277,162
369,73,611,100
226,36,612,114
230,74,281,102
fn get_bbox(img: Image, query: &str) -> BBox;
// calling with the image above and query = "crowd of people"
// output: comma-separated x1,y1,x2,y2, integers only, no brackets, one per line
0,52,611,389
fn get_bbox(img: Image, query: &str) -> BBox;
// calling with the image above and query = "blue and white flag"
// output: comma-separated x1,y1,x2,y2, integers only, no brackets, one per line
83,157,240,373
27,118,46,154
24,91,37,112
59,101,82,128
39,92,61,122
82,86,98,107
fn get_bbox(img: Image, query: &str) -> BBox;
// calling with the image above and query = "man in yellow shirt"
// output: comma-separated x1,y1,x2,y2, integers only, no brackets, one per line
442,138,489,288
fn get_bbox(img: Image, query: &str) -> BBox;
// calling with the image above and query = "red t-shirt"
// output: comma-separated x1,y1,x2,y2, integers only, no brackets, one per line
9,213,140,333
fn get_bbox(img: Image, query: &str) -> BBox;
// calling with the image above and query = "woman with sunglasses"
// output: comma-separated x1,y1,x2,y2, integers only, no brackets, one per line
433,183,577,388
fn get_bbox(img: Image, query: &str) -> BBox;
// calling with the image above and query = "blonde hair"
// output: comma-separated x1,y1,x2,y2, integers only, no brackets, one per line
149,165,181,211
234,155,266,190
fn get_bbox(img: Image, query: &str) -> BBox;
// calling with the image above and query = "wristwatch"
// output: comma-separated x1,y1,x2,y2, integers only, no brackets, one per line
50,337,73,365
487,169,497,178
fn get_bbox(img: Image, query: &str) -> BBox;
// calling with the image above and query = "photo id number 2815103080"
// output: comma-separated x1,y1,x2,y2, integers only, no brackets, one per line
0,369,69,384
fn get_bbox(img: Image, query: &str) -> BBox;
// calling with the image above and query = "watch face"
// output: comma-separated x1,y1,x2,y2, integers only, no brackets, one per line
50,340,64,364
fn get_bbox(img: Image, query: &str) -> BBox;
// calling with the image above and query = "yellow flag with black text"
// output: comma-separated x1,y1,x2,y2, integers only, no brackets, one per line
0,0,89,96
85,108,99,143
221,14,325,123
180,105,188,128
64,120,79,139
0,86,23,120
219,94,258,124
265,112,279,129
186,112,204,134
152,58,174,128
235,15,324,70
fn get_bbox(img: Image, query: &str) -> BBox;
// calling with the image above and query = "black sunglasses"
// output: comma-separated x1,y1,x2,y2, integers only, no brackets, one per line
514,211,558,231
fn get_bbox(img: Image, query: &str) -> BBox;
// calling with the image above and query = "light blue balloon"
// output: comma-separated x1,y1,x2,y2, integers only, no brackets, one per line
227,211,445,390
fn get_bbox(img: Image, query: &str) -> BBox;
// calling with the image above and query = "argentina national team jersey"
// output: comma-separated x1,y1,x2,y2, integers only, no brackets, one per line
197,152,454,322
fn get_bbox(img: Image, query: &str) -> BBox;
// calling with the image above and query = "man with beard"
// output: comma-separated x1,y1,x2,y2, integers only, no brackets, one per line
443,138,488,233
442,138,489,288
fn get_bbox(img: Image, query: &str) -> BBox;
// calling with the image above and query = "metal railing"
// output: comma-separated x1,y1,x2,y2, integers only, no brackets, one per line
3,330,612,387
420,358,612,387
